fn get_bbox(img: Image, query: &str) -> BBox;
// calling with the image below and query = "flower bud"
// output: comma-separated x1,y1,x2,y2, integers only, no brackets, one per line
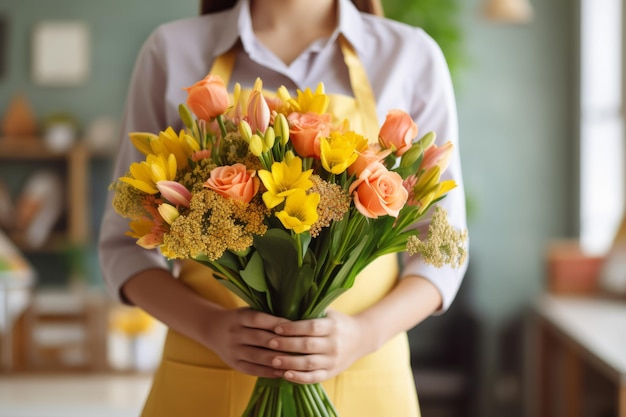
263,126,275,151
249,134,263,156
178,104,195,129
247,90,270,134
417,131,436,150
274,113,290,146
239,120,252,143
156,180,192,208
284,150,296,164
158,203,180,225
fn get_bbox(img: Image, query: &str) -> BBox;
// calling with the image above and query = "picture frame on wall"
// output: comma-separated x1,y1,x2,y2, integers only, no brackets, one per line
31,20,90,86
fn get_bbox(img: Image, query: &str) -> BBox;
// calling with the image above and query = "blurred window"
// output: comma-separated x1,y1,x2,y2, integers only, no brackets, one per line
579,0,626,254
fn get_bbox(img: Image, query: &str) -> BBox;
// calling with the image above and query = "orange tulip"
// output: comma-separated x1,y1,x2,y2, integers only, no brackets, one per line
183,74,229,121
378,109,418,156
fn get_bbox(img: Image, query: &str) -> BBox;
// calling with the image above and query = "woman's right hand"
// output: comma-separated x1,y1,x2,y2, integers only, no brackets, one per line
121,269,287,379
200,307,289,378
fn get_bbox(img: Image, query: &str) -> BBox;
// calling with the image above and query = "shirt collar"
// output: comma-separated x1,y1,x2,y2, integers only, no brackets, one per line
212,0,247,56
336,0,367,54
217,0,367,56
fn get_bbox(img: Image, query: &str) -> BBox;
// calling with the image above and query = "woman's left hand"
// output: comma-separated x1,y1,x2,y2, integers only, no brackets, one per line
267,309,374,384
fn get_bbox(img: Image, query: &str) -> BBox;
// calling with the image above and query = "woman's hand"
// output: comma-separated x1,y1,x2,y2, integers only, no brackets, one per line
200,307,290,379
266,310,373,384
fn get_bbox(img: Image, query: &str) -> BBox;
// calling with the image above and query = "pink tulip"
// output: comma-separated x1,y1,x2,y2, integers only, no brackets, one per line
156,180,192,208
247,90,271,134
420,142,454,172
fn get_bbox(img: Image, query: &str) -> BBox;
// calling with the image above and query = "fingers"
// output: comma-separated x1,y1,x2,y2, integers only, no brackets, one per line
238,309,290,331
274,316,333,337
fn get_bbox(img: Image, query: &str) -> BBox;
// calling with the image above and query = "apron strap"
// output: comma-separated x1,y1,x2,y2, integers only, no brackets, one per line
209,43,239,88
338,35,379,137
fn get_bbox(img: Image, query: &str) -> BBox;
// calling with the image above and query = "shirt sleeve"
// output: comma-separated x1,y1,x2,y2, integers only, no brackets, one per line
400,29,469,313
98,28,170,304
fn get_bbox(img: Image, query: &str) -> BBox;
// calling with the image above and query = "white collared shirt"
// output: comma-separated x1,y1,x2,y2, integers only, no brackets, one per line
99,0,468,311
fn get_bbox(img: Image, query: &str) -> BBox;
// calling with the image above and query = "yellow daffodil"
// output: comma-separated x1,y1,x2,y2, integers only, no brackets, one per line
258,157,313,208
129,132,159,156
149,127,199,170
119,153,177,194
126,218,163,249
275,189,320,234
320,131,367,175
279,83,329,115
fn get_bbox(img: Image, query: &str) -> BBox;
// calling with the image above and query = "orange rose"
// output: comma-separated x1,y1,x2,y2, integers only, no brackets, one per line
203,163,260,203
378,109,418,156
184,75,230,121
348,144,392,177
349,161,408,218
287,112,331,158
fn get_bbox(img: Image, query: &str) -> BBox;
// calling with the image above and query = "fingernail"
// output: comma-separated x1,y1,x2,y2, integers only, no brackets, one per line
269,340,278,349
275,326,284,334
272,358,281,367
284,371,294,380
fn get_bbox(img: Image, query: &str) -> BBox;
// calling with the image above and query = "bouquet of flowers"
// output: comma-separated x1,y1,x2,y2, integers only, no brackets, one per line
111,74,467,416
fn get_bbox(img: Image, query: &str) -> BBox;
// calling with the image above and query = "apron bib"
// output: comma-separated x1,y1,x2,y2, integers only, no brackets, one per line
141,36,420,417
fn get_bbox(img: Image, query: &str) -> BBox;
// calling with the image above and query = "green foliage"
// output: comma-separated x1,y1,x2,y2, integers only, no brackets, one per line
383,0,466,80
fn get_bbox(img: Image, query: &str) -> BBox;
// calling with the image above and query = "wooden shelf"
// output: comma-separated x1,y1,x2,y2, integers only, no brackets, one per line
0,138,70,160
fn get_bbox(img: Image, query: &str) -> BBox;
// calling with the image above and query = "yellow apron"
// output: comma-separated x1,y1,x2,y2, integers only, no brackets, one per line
141,36,420,417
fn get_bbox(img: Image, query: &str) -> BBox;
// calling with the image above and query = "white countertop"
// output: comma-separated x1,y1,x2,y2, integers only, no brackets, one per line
0,374,152,417
535,294,626,382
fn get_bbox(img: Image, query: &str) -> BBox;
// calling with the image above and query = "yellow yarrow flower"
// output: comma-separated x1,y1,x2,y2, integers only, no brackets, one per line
320,131,368,175
258,157,313,209
275,189,320,234
119,153,177,194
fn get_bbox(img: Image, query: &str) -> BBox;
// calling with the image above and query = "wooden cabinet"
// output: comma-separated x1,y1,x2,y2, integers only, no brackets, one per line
0,138,95,284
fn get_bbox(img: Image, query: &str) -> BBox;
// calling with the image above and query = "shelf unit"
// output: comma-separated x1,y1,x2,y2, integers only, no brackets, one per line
0,137,113,372
0,138,90,254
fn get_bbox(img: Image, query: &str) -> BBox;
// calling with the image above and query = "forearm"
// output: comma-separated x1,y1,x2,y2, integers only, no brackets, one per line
354,275,442,354
122,268,224,346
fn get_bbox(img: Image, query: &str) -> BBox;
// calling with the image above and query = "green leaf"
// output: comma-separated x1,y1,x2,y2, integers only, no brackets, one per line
307,288,349,318
240,251,268,293
216,279,257,308
215,250,242,272
253,229,299,291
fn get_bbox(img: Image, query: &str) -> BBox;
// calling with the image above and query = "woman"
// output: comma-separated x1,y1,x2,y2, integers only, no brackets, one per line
99,0,469,415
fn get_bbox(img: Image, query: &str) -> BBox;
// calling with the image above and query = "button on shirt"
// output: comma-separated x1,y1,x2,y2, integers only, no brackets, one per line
99,0,468,312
